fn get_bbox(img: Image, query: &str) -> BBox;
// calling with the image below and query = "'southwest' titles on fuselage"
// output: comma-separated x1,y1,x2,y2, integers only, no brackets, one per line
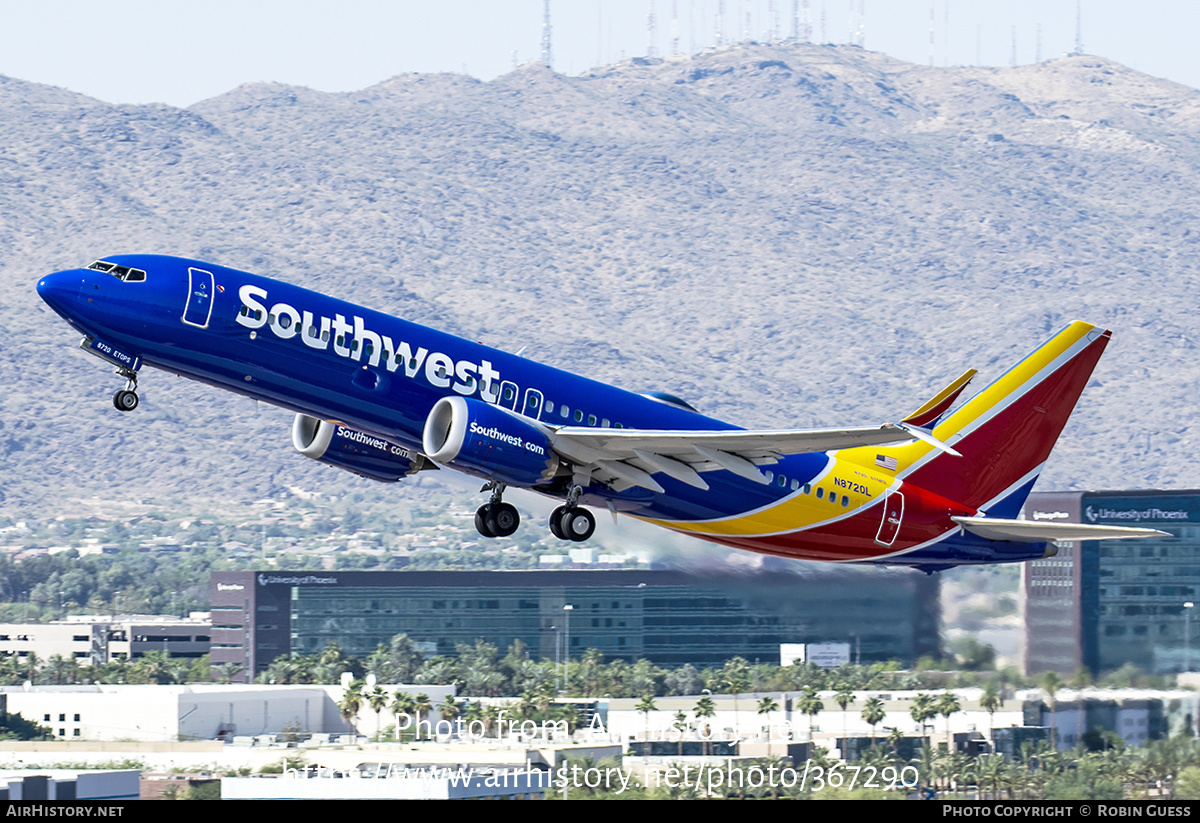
235,284,502,399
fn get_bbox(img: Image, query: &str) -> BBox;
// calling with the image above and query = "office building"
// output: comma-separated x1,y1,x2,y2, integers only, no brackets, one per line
1024,489,1200,675
211,568,939,682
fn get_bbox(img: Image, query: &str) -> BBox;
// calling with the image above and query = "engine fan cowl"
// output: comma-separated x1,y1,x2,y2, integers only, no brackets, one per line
292,415,429,483
422,396,559,487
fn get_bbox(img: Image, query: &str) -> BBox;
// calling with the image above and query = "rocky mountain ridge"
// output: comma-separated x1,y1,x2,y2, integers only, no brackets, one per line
3,43,1199,526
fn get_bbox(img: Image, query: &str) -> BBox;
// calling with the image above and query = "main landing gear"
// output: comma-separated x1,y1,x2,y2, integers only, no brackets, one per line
471,482,597,543
475,483,520,538
111,369,139,412
548,485,595,543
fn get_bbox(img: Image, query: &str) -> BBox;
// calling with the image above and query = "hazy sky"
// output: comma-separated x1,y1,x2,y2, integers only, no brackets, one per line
3,1,1197,107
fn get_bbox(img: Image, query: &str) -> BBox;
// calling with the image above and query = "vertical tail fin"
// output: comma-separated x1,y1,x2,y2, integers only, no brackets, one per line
853,322,1111,516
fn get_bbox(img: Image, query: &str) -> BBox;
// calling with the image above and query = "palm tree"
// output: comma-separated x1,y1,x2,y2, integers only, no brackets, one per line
694,696,716,756
721,657,750,738
861,696,885,747
798,686,823,739
367,685,389,740
886,725,905,761
756,695,779,738
673,710,689,756
910,692,936,749
975,753,1006,800
1040,671,1063,750
339,679,365,737
439,695,462,739
834,684,855,753
412,692,433,740
980,682,1003,748
937,691,961,753
1070,666,1093,747
549,703,581,737
635,695,657,743
391,690,416,740
461,699,483,739
213,661,244,685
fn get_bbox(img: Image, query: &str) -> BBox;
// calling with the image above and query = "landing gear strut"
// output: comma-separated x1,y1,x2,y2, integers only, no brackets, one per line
111,369,139,412
549,485,595,542
474,483,520,538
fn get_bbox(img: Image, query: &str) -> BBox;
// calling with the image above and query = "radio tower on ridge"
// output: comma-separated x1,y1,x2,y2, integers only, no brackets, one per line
647,1,658,58
541,0,553,68
670,0,679,55
1074,0,1084,55
928,1,935,66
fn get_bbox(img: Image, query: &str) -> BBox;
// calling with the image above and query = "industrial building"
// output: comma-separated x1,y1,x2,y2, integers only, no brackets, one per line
0,614,211,667
210,568,939,682
1024,489,1200,675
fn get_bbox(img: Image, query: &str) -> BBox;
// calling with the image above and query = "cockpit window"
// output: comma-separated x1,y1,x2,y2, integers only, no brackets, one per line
87,260,146,282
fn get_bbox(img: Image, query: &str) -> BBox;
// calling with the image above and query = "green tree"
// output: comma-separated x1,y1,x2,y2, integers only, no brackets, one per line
672,710,689,756
835,684,856,746
412,693,434,740
799,686,824,738
339,680,365,736
756,694,779,737
635,695,657,743
937,691,961,752
694,695,716,756
367,685,389,740
1040,671,1064,749
910,692,936,748
720,657,750,738
861,696,886,748
981,682,1003,746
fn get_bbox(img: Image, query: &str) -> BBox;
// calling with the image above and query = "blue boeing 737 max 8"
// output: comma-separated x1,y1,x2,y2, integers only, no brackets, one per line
36,255,1163,571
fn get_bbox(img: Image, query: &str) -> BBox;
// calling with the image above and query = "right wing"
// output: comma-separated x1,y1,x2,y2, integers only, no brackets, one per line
547,423,927,493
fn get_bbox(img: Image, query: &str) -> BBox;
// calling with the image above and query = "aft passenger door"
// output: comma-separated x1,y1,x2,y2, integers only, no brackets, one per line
874,490,905,547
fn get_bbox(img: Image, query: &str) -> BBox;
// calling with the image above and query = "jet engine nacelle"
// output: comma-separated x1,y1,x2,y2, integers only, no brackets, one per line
292,415,430,483
422,396,559,487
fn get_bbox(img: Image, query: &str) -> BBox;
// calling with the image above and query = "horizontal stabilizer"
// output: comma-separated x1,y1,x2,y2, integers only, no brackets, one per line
952,516,1170,543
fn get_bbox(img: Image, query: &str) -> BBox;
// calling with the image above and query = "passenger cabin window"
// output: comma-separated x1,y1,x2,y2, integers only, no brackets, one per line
88,260,146,282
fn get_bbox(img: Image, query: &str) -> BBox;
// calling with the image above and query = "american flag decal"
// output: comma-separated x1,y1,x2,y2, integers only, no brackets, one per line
876,454,898,471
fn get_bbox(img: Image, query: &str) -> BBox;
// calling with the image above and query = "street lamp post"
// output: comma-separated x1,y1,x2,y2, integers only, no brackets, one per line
1185,602,1194,673
563,604,574,694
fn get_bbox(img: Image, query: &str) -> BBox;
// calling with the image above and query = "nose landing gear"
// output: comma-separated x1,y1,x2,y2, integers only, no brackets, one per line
111,369,139,412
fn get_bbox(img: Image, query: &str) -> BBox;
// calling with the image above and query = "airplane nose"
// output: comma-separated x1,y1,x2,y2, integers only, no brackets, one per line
36,270,83,317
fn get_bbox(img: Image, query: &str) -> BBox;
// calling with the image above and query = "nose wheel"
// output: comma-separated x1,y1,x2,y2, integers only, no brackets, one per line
112,389,139,411
111,370,139,412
